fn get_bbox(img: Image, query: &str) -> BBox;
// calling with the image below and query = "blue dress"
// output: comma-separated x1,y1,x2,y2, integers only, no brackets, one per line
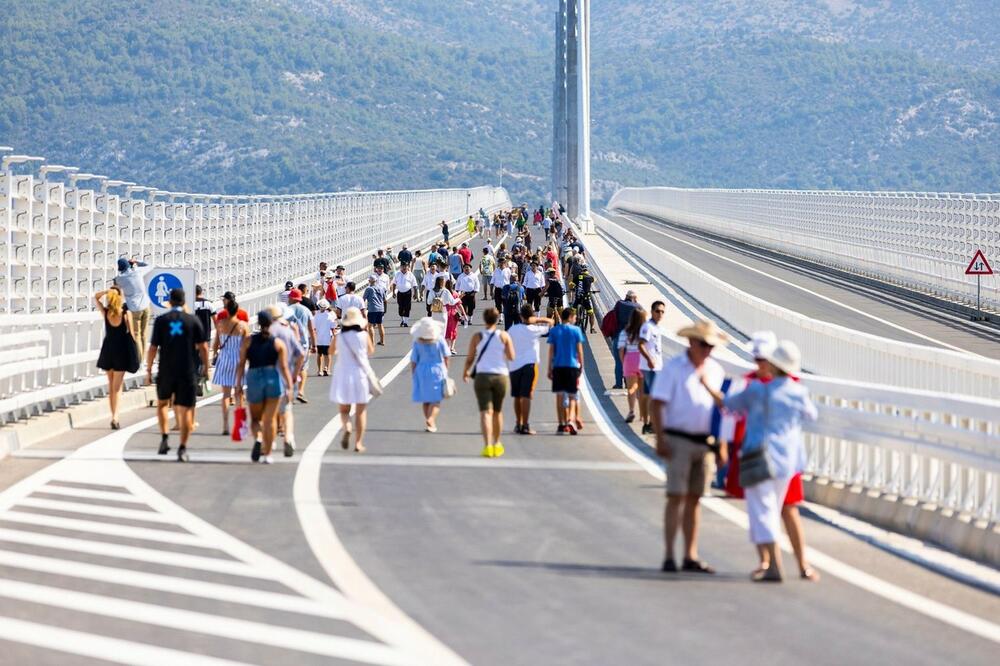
411,339,449,403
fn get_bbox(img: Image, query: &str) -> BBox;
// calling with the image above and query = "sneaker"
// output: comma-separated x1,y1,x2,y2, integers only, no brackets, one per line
283,440,295,457
251,440,262,462
557,424,569,435
566,423,578,436
157,436,170,455
493,442,505,457
481,444,495,458
262,455,274,465
641,424,654,435
522,424,537,435
176,446,189,463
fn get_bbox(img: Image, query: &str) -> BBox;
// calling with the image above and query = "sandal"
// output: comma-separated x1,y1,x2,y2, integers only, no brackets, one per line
752,568,783,583
800,567,820,582
354,443,366,454
624,412,635,423
340,425,352,450
681,558,716,574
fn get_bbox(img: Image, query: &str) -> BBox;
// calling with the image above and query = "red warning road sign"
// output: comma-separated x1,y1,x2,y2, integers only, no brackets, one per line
965,249,993,275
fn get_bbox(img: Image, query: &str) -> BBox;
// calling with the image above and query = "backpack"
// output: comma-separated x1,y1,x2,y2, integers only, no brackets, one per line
600,308,618,337
503,284,522,311
431,290,445,313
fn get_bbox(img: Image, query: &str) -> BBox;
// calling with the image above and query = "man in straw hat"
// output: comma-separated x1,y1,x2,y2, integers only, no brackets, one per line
649,318,729,574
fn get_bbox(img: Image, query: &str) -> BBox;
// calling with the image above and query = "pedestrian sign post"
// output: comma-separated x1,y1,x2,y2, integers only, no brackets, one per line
144,267,197,315
964,249,993,321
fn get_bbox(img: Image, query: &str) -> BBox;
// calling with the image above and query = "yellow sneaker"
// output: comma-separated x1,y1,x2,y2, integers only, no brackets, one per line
492,442,505,457
481,444,494,458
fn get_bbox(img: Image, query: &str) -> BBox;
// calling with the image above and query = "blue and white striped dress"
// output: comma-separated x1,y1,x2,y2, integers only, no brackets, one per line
213,333,244,388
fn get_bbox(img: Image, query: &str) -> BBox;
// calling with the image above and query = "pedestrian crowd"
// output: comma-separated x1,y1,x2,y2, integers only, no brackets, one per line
95,199,819,582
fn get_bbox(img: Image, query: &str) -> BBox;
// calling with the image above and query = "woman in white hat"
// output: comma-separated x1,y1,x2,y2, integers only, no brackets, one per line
409,316,450,432
703,339,818,582
329,307,375,452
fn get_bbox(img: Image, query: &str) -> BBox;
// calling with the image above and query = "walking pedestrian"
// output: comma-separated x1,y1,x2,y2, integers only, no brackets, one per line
649,319,729,574
522,259,545,312
234,310,294,464
313,299,338,376
330,307,375,453
362,275,387,346
606,290,640,389
95,286,139,429
547,307,585,434
397,243,413,268
428,275,456,328
458,242,472,267
335,281,365,318
456,263,481,324
639,300,666,434
444,279,467,354
114,257,152,362
508,304,554,434
391,261,418,327
440,219,450,244
269,304,306,458
145,289,208,462
413,250,427,302
212,297,249,436
479,248,496,299
462,308,515,458
423,264,442,316
717,333,820,582
618,308,647,424
501,272,525,331
285,289,316,402
541,268,564,319
410,317,451,432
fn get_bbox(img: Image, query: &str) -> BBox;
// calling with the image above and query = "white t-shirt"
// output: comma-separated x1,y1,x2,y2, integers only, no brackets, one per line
337,293,365,315
456,272,480,293
393,270,417,293
372,272,391,293
649,353,724,435
490,266,511,288
508,323,549,371
639,321,664,371
423,270,442,292
314,311,338,346
617,330,639,353
523,268,545,289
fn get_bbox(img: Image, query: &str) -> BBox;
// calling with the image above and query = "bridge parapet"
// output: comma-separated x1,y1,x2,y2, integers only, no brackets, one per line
609,187,1000,313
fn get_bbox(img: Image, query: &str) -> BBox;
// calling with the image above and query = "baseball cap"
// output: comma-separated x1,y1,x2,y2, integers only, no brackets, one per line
288,288,302,302
116,258,129,272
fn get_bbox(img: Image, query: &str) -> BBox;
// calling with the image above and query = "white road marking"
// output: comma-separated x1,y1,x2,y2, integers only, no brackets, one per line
0,548,348,619
0,528,265,578
0,578,409,666
34,484,147,503
578,360,1000,645
0,615,254,666
0,510,208,546
15,496,174,523
319,455,644,471
616,213,976,354
294,349,470,666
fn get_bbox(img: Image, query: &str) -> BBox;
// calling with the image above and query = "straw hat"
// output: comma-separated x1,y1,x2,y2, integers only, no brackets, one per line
677,319,729,347
317,299,330,310
766,340,802,376
341,307,367,328
750,331,777,360
410,316,444,341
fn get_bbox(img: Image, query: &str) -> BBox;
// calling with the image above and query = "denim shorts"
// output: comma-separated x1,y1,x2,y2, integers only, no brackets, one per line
642,370,658,394
246,366,282,403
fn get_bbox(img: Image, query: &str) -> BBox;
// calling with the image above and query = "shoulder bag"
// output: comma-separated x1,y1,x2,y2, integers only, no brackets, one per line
738,383,775,488
469,332,496,379
346,333,383,398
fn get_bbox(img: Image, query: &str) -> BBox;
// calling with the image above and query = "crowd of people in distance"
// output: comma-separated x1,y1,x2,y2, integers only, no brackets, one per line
94,199,819,583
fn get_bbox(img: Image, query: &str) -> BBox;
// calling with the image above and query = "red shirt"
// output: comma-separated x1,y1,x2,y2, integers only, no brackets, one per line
458,247,472,266
216,308,249,323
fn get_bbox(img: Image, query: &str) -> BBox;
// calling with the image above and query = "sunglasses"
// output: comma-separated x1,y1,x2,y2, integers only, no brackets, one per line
694,340,714,349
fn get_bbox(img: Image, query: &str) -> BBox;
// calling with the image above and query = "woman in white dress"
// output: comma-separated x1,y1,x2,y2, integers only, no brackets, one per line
329,307,375,452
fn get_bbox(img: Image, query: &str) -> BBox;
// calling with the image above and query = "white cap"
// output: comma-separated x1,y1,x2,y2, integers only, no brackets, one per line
750,331,777,360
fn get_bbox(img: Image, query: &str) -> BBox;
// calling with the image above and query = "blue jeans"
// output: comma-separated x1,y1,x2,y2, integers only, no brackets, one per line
613,346,624,387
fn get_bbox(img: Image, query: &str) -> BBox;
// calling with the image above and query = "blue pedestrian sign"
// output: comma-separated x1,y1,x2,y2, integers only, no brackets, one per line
143,267,197,314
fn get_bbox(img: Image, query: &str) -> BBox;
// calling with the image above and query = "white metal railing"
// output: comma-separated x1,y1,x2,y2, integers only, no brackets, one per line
593,215,1000,400
584,235,1000,524
0,154,510,420
608,187,1000,312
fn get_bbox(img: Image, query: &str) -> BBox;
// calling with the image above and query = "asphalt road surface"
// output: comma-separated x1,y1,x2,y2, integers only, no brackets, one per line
0,227,997,665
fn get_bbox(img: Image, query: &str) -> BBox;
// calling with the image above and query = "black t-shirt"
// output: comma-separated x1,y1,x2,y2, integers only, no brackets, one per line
373,257,391,273
193,298,214,343
151,310,204,378
397,249,413,266
441,223,449,236
300,296,318,313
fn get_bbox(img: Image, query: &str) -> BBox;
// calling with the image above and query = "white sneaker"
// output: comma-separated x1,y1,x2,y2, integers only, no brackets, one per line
262,455,274,464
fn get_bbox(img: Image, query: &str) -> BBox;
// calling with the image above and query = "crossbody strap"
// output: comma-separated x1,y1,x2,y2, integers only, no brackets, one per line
473,332,496,371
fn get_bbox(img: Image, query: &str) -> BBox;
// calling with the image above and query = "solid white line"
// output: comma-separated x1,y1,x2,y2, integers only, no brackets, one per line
0,528,266,578
577,356,1000,645
293,341,469,666
35,484,146,503
0,549,346,619
319,455,645,471
0,510,208,546
617,213,975,354
0,615,254,666
0,578,409,666
15,496,174,523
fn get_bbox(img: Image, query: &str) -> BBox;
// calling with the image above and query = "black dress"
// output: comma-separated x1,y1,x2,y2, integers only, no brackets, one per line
97,313,135,371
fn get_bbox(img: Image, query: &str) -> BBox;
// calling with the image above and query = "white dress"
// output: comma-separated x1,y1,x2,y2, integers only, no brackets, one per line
330,330,372,405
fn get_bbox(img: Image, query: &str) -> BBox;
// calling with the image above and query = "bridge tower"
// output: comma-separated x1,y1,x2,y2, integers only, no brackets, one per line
553,0,593,233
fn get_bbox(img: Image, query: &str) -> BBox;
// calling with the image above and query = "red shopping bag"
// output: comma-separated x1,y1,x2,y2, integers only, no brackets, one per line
231,407,247,442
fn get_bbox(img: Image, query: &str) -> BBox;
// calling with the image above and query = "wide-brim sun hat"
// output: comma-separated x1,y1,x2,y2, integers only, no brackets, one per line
750,331,777,360
410,316,444,341
766,340,802,375
341,307,367,328
677,319,730,347
317,299,330,310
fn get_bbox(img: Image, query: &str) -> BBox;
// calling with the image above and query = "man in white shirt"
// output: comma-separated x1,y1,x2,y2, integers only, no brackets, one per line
335,281,365,319
391,263,418,327
522,259,546,311
649,319,728,575
372,265,391,293
490,259,511,312
333,266,348,298
422,264,442,317
456,263,481,324
508,304,554,434
639,300,667,435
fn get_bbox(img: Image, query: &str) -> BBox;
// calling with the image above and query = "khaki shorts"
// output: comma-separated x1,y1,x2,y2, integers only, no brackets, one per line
664,434,714,497
473,373,508,412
